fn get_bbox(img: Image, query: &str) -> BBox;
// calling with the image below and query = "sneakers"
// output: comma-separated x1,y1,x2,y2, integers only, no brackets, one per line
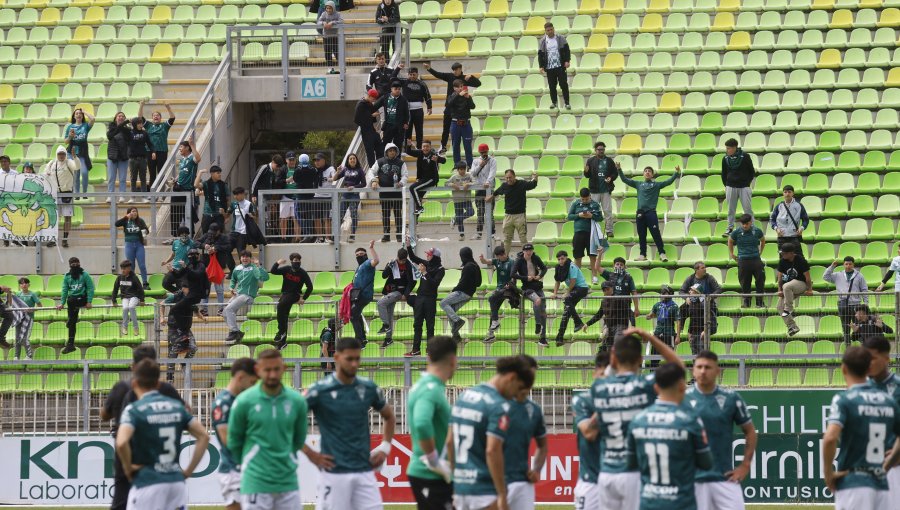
555,337,565,347
723,227,734,237
484,330,496,342
592,276,599,285
381,235,390,242
450,217,456,227
348,234,356,243
438,146,447,156
787,326,800,336
489,320,501,332
538,337,549,347
781,311,793,318
0,338,8,348
635,255,647,261
216,308,224,317
120,325,128,337
199,309,209,318
535,322,543,336
274,332,288,350
126,198,134,203
61,343,75,354
225,330,243,345
459,233,465,241
565,104,572,110
377,324,391,334
396,235,402,243
549,103,558,109
659,253,668,262
414,207,425,216
143,282,150,290
470,233,482,240
451,318,465,339
756,299,766,308
382,337,394,348
404,350,421,357
105,197,112,204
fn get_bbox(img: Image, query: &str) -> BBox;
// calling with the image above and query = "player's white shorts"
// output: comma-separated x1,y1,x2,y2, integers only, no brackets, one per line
507,481,535,510
316,470,382,510
218,470,241,506
695,481,745,510
279,199,294,219
888,466,900,507
574,479,600,510
834,486,891,510
453,493,498,510
598,471,640,510
126,481,187,510
242,490,301,510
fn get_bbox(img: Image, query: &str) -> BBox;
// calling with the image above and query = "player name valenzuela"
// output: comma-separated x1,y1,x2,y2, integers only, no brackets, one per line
629,427,689,441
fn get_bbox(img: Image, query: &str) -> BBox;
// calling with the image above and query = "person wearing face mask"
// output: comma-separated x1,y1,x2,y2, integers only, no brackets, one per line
56,257,95,354
351,240,380,347
404,240,445,357
377,248,416,348
169,248,208,333
597,257,641,326
440,247,482,340
619,165,680,262
512,244,549,345
160,227,198,294
368,142,408,243
270,253,314,350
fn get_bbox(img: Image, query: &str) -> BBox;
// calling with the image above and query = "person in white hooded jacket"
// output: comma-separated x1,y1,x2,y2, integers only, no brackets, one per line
42,146,78,248
368,142,408,243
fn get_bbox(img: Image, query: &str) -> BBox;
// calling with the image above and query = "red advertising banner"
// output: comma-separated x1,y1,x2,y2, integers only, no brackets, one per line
371,434,580,503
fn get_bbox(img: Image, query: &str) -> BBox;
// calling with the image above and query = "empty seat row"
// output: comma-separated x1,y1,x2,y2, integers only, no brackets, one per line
0,23,227,47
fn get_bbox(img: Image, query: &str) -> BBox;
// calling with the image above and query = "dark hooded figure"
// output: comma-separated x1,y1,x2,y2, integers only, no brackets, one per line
405,243,446,357
440,246,482,340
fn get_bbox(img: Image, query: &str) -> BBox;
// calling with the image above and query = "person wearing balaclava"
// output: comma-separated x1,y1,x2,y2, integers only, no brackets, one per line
368,142,408,243
512,243,548,345
351,240,380,346
440,246,482,340
404,239,445,356
270,253,314,350
170,247,208,333
376,247,416,348
56,257,95,354
598,256,640,327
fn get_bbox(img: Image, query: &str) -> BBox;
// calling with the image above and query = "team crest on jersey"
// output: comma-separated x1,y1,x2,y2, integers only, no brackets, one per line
255,404,262,413
526,403,534,420
283,402,292,415
689,400,697,408
498,415,510,431
715,395,727,410
357,386,367,401
331,391,338,399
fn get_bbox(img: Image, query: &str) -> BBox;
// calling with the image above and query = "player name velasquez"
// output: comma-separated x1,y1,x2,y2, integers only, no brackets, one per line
593,394,649,409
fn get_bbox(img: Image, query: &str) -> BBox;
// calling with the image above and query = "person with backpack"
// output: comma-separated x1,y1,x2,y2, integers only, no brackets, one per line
440,247,482,340
769,184,809,250
512,243,548,345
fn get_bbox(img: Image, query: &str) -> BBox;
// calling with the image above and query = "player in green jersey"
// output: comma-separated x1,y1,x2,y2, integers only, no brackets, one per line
685,351,757,510
863,335,900,505
627,363,713,510
304,337,397,510
586,327,683,510
449,355,535,510
228,349,313,510
824,346,900,510
211,357,258,510
573,351,609,510
504,355,548,510
407,335,458,509
116,359,210,510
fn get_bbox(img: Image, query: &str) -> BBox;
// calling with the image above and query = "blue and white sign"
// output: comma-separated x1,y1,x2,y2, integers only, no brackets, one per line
301,78,327,99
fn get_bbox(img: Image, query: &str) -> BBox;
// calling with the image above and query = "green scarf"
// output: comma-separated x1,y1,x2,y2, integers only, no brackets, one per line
725,148,744,171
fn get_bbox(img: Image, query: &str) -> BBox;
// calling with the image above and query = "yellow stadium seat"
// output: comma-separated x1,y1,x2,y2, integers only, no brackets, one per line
818,48,841,68
0,85,13,104
601,0,623,14
71,25,93,45
887,68,900,87
640,13,663,32
878,7,900,27
595,14,617,33
658,92,682,113
648,0,670,12
619,134,642,154
586,33,608,52
487,0,509,17
859,0,883,7
26,0,49,8
524,16,546,35
150,6,172,24
70,0,91,7
711,12,734,31
150,43,173,63
830,9,853,28
48,64,71,82
200,0,224,5
440,0,464,18
601,53,625,73
811,0,835,9
38,7,60,26
74,103,94,116
579,0,601,14
717,0,740,12
93,0,113,6
445,38,469,57
82,6,104,25
726,31,750,50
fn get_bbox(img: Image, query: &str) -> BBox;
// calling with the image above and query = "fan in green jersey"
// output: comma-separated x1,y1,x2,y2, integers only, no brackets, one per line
210,357,258,510
573,351,609,510
504,355,548,510
863,335,900,503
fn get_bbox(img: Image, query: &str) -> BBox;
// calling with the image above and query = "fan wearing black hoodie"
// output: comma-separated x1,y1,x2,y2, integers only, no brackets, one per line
406,139,444,215
377,248,416,347
424,62,482,152
368,142,408,242
440,247,482,340
169,248,207,332
270,253,314,349
391,64,433,148
405,243,445,356
375,0,401,57
355,89,385,166
512,244,548,344
367,52,395,98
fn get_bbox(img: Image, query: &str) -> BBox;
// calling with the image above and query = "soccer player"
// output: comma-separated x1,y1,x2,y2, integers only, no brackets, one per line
228,349,312,510
626,363,713,510
504,355,548,510
685,351,757,510
449,355,535,510
573,351,609,510
587,327,683,510
864,335,900,504
304,337,397,510
211,357,258,510
407,335,458,509
823,346,900,509
116,359,210,510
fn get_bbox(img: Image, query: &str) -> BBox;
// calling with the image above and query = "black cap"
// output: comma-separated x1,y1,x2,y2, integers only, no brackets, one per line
286,151,297,159
314,152,326,160
391,80,402,88
523,243,534,251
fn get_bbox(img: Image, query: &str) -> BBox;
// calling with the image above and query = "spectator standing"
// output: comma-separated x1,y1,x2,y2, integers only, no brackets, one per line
294,153,321,243
250,154,286,238
320,318,337,375
775,243,812,337
424,62,481,154
552,250,589,346
0,285,12,348
369,142,408,243
317,1,343,74
139,101,175,196
446,79,476,168
513,244,549,345
13,277,39,360
722,138,756,236
769,184,808,250
582,281,630,351
227,187,254,253
64,107,94,194
488,170,539,256
482,245,519,342
850,305,894,341
537,22,571,110
170,138,201,237
583,141,618,237
470,144,497,240
877,244,900,294
57,257,94,354
195,165,230,235
375,0,400,56
367,52,395,98
377,247,416,347
355,89,384,166
42,146,77,248
160,227,197,293
111,260,145,338
224,251,269,344
598,257,640,324
568,188,607,284
393,65,432,148
447,161,475,241
270,254,314,350
728,213,766,307
620,166,680,262
440,246,482,340
279,152,302,242
646,285,681,363
824,257,870,345
126,117,151,202
678,262,722,336
199,223,234,313
405,242,445,357
407,140,443,216
106,112,131,203
350,241,379,347
313,153,337,243
381,81,410,152
334,153,365,243
679,285,710,355
114,207,150,289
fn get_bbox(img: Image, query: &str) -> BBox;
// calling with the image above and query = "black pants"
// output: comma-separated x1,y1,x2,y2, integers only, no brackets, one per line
323,35,338,66
231,231,247,252
276,292,301,338
546,66,570,106
148,151,166,192
737,257,765,301
170,190,197,236
380,26,396,56
0,302,13,342
440,111,451,147
201,214,225,235
111,453,131,510
777,236,802,251
556,286,588,339
475,190,494,234
380,197,402,236
407,108,425,147
361,130,383,167
162,271,180,294
838,301,855,345
636,209,665,256
411,178,435,210
171,296,202,332
412,295,437,353
382,124,406,152
600,321,628,351
66,296,88,344
351,295,372,341
129,156,147,194
409,475,453,510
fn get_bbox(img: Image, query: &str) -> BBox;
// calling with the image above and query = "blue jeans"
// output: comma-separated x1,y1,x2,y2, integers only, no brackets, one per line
202,282,225,312
124,240,148,284
454,200,474,233
71,156,88,193
450,120,473,168
107,160,128,193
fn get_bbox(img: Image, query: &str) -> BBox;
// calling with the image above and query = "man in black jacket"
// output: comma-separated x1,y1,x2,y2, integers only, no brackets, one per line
367,52,395,98
405,243,445,356
391,65,432,148
369,142,408,242
440,246,482,340
169,248,207,334
381,80,410,153
722,138,756,236
407,139,444,215
270,253,314,349
850,305,895,342
584,141,619,236
487,169,539,256
355,89,384,166
375,0,400,56
512,243,548,344
424,62,481,153
582,281,630,351
537,22,571,109
377,247,416,347
446,79,476,168
250,154,285,236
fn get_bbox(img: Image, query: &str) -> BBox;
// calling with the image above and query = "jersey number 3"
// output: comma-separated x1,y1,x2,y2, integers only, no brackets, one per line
159,426,178,465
